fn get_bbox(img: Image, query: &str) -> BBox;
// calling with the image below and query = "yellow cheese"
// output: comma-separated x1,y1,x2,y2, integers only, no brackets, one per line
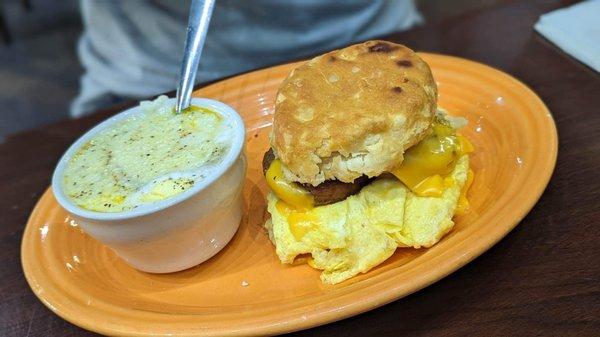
455,168,474,215
392,122,474,197
275,201,319,240
266,159,314,210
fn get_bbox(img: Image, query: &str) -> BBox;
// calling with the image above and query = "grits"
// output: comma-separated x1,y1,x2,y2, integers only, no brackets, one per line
62,96,234,212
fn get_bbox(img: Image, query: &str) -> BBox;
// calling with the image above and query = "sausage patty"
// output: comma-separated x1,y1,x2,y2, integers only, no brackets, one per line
262,148,372,206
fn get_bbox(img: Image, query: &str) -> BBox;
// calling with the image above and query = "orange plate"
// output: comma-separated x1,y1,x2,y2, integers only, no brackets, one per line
21,54,557,336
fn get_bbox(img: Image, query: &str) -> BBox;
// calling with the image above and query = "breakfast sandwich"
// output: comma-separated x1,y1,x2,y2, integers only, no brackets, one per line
263,41,474,284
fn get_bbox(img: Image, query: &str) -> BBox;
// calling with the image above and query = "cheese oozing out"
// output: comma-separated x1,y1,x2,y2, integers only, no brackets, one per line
455,168,474,215
391,121,474,197
265,159,315,210
274,201,319,240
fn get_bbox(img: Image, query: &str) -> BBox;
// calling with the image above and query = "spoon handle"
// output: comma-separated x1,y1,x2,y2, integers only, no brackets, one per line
175,0,216,113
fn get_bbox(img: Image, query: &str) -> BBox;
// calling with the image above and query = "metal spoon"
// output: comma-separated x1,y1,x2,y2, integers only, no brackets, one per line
175,0,216,114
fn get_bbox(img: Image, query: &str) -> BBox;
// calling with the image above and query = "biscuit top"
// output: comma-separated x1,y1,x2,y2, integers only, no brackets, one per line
271,41,438,185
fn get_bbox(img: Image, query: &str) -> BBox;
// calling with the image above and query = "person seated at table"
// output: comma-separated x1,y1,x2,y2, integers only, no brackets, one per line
70,0,422,117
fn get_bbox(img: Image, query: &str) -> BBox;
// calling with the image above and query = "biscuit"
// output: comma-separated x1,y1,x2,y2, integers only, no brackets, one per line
271,41,437,185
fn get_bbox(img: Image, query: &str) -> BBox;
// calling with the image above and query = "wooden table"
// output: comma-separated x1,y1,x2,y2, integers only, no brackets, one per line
2,1,599,336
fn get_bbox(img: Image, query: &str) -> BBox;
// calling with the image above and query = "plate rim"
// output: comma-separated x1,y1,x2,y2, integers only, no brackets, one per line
21,53,558,336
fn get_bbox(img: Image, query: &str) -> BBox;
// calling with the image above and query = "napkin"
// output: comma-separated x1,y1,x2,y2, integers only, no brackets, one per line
534,0,600,72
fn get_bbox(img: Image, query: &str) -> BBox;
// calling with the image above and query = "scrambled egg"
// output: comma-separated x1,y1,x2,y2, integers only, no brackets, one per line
265,155,470,284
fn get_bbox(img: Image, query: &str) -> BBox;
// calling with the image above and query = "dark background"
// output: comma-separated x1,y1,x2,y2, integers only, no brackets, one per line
0,0,500,140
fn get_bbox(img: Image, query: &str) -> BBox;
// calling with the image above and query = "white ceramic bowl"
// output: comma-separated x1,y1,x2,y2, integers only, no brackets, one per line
52,97,246,273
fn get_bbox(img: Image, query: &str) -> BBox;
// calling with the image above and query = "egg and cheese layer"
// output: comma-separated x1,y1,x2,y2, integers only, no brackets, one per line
266,155,470,284
266,117,474,212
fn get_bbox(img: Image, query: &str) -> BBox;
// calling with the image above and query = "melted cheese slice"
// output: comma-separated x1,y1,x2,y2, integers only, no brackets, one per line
455,168,474,215
265,159,314,210
392,122,474,197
